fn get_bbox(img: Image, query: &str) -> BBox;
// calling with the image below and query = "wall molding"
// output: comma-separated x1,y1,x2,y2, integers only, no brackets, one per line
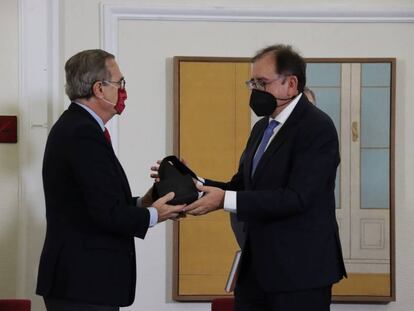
100,3,414,153
102,4,414,23
17,0,61,300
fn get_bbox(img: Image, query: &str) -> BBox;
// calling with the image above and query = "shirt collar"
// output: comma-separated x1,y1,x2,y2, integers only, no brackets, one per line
74,101,105,131
270,93,302,125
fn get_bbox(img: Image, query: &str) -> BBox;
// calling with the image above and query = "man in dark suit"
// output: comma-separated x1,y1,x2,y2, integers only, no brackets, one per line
36,49,184,311
185,44,347,311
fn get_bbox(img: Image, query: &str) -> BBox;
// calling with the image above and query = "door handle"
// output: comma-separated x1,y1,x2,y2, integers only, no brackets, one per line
352,121,359,142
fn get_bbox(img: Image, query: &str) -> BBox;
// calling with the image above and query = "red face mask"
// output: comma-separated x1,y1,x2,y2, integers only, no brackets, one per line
114,88,127,114
101,86,127,115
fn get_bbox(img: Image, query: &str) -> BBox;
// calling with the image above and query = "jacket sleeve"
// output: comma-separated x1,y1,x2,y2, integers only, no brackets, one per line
68,124,150,238
237,119,340,222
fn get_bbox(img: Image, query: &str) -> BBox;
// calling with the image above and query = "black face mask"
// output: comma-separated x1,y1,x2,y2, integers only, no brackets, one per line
249,89,295,117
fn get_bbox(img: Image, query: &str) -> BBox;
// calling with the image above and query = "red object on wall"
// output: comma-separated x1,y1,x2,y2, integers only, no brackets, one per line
211,298,234,311
0,116,17,143
0,299,31,311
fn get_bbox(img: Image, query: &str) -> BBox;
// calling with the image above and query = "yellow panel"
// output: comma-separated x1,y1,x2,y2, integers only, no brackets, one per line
179,211,238,275
180,275,234,295
179,273,391,297
234,63,252,171
180,62,236,181
333,273,390,296
178,61,251,296
180,275,233,296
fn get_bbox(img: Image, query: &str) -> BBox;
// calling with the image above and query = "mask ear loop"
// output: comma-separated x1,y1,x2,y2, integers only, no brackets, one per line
98,83,105,100
272,76,297,104
87,80,105,100
97,81,117,105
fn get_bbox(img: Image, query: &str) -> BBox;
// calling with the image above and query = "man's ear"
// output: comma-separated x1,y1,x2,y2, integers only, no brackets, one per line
92,81,104,99
288,76,298,90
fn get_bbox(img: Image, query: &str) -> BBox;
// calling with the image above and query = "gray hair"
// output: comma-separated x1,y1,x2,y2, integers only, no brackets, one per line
65,49,115,100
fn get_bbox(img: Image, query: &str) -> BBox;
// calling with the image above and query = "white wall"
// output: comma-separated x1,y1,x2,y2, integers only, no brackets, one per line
64,1,414,311
3,0,414,310
0,0,19,298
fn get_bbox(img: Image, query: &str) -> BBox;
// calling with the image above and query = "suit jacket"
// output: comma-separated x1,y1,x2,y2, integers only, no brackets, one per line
229,213,245,248
36,103,150,306
207,95,346,292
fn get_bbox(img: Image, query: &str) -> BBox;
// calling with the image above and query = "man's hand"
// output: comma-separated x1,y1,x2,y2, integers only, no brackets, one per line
150,158,199,186
150,160,161,182
184,185,225,216
153,192,186,223
141,186,154,208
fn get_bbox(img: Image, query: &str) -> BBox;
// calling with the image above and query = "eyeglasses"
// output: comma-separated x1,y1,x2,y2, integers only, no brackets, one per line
103,77,126,89
245,76,285,91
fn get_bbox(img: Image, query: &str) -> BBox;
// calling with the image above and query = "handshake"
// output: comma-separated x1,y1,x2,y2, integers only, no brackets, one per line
140,156,225,224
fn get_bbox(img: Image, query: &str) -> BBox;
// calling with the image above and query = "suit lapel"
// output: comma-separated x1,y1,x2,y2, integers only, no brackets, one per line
250,98,309,186
250,122,291,185
114,157,133,199
104,139,133,200
69,103,133,199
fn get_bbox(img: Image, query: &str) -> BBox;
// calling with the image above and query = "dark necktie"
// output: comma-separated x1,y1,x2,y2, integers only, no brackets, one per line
104,127,111,145
252,120,279,176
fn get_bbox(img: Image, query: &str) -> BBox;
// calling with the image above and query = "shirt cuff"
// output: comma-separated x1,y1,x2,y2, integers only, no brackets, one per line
136,197,143,207
147,207,158,227
196,177,205,198
223,191,237,213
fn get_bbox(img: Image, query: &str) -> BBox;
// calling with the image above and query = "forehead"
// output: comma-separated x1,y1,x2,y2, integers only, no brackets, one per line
105,58,122,79
251,53,277,78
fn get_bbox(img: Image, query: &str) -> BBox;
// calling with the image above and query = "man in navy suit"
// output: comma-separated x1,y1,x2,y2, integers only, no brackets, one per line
185,44,346,311
36,49,184,311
